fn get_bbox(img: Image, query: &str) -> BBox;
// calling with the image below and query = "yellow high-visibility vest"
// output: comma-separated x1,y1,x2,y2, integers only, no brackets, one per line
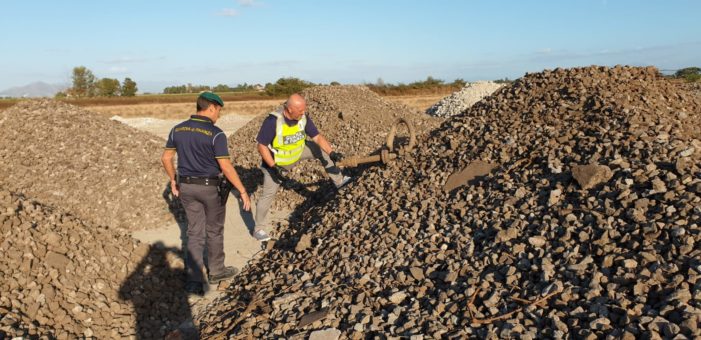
268,110,307,166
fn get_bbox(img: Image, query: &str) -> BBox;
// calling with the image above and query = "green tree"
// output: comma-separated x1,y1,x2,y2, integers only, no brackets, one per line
121,77,138,96
675,67,701,82
452,78,467,88
232,83,256,92
96,78,121,97
264,77,316,96
213,84,233,92
70,66,97,97
163,85,187,94
418,76,443,87
494,77,512,84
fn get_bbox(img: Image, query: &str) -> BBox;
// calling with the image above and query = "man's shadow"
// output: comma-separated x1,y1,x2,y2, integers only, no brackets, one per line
162,186,189,251
118,242,198,339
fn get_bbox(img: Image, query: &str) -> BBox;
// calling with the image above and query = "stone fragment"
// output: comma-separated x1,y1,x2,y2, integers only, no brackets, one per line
298,308,329,327
409,267,424,280
548,189,562,206
571,164,613,190
444,161,497,192
528,236,547,248
309,328,341,340
295,234,312,252
389,292,407,304
44,251,70,271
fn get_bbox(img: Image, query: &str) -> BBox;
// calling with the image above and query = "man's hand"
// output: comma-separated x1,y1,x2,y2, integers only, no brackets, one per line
329,151,344,163
170,179,179,197
240,192,251,211
270,165,289,183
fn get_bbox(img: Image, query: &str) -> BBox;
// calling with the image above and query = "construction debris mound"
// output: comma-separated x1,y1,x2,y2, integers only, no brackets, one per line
226,85,441,211
0,100,176,231
199,66,701,338
0,188,189,339
426,81,504,117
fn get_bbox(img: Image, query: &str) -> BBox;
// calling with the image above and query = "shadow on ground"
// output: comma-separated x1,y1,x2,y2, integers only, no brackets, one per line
119,242,198,339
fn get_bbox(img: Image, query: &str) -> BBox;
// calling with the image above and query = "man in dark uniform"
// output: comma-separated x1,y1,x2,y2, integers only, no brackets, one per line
161,92,251,296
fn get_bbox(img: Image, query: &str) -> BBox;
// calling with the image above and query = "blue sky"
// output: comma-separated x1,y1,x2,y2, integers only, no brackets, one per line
1,0,699,93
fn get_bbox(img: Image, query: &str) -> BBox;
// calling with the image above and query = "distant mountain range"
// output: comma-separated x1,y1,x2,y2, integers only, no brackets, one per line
0,82,69,98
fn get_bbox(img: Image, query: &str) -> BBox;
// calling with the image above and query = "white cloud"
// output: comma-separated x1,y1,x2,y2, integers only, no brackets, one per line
236,0,262,7
216,8,239,17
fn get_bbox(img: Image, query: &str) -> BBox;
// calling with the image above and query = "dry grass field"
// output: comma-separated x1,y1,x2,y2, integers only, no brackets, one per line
89,99,281,119
88,94,444,119
385,93,445,112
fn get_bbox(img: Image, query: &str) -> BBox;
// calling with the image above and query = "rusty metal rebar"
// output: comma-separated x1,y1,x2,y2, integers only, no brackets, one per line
337,118,415,168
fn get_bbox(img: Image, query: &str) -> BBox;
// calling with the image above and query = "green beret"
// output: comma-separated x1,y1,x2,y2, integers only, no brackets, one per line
199,92,224,107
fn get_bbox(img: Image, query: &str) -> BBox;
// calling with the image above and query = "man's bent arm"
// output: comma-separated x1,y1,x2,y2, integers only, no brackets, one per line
257,143,276,167
217,158,251,210
312,134,333,155
161,149,179,196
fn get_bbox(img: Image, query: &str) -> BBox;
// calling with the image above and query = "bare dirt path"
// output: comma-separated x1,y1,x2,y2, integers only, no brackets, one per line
109,113,257,140
132,197,290,298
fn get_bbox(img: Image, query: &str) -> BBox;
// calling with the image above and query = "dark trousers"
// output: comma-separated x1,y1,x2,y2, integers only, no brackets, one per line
179,183,226,283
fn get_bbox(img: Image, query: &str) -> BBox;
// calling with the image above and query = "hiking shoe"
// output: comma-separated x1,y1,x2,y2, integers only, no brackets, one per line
253,230,271,241
184,281,204,296
208,266,239,284
335,176,352,189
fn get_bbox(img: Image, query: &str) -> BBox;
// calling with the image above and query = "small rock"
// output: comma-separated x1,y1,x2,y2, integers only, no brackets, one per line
295,234,312,252
528,236,547,248
409,267,425,280
548,189,562,206
309,328,341,340
389,292,407,304
572,164,613,190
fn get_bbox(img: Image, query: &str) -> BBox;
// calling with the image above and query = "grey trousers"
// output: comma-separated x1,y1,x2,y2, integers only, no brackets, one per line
254,141,343,231
179,183,226,283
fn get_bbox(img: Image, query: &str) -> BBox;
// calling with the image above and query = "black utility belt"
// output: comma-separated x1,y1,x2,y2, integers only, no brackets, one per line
179,176,220,186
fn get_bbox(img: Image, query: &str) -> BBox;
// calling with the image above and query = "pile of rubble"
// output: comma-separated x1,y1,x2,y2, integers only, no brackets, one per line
0,100,176,231
199,66,701,338
226,85,441,211
0,188,190,339
426,81,504,117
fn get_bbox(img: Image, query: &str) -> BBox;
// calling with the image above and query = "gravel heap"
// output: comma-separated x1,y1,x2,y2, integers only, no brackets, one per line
227,85,441,211
0,100,176,231
199,66,701,338
426,81,504,117
0,188,190,339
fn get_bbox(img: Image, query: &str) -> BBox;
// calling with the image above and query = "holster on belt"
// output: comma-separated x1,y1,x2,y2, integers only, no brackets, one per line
217,176,233,205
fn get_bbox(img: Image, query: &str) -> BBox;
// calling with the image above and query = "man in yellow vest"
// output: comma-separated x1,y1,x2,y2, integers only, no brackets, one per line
252,93,350,241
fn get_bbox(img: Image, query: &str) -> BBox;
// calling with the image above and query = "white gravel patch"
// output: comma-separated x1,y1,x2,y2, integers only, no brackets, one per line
426,81,504,117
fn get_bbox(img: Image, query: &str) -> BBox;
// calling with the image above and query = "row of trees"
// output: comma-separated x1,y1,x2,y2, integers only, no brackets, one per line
162,78,317,97
364,76,475,95
58,66,137,98
163,83,258,94
160,76,488,98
